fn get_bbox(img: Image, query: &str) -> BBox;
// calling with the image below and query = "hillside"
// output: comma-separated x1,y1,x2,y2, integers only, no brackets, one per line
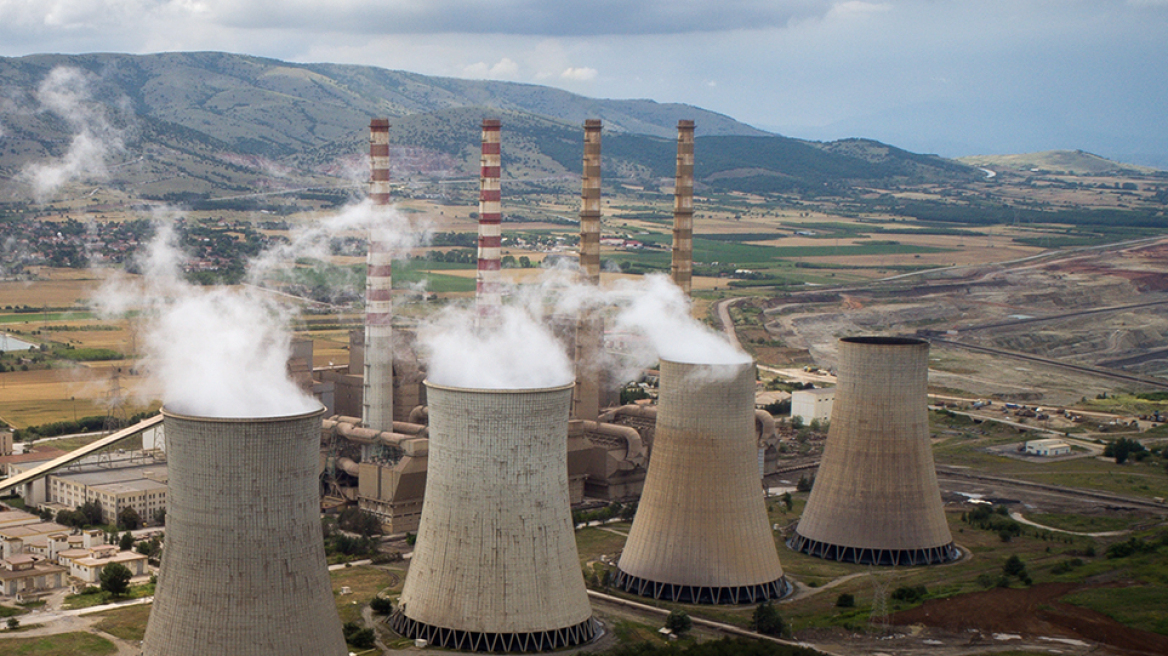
0,51,980,201
957,150,1162,176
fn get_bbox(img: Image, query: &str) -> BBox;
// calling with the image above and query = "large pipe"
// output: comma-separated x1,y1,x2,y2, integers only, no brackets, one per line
476,118,503,320
790,337,958,566
391,382,596,652
616,359,786,604
581,420,644,464
143,407,346,656
670,120,695,296
363,118,394,432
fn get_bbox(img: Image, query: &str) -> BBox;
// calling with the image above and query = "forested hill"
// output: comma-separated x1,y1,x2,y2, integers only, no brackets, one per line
0,51,980,199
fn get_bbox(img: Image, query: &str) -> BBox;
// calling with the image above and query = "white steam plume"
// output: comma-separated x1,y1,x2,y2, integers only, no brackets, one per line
247,200,429,284
96,201,428,418
422,269,747,392
19,67,128,203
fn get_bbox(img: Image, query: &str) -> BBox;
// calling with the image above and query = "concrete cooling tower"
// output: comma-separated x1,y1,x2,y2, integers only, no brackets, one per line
789,336,958,566
142,408,346,656
616,359,787,604
390,382,596,652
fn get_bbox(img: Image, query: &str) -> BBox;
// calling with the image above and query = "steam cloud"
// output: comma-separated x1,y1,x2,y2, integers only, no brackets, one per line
97,202,426,418
19,67,128,202
420,269,747,391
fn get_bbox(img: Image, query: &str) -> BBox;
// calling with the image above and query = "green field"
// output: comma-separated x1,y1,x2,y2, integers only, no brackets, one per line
0,632,116,655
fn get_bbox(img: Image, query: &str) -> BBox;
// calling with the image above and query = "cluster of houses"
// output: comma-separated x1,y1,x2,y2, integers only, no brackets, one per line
0,509,148,602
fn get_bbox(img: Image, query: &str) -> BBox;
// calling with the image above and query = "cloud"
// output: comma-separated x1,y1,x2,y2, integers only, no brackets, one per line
561,66,597,81
170,0,832,36
462,57,521,79
17,66,129,202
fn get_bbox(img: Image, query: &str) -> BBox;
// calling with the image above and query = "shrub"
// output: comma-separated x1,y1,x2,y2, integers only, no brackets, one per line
890,585,928,604
835,593,855,608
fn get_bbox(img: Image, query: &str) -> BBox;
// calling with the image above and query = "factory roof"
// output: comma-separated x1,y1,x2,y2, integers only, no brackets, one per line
52,462,168,487
792,387,836,398
0,521,71,540
89,478,168,496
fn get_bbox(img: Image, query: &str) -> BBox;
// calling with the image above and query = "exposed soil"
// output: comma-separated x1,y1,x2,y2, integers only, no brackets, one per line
890,582,1168,656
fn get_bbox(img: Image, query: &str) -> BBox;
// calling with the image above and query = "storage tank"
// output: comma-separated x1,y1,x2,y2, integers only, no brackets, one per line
615,359,786,604
390,381,595,652
789,336,958,565
142,407,346,656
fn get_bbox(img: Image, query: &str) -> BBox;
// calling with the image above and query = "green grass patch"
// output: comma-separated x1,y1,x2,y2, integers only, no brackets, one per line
574,526,631,566
330,564,402,624
62,582,153,610
92,602,152,642
0,312,95,325
0,632,117,655
1025,512,1140,533
1062,585,1168,635
0,604,25,617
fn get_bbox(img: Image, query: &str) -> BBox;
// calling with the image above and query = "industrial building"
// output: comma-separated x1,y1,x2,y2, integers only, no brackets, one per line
6,452,167,526
616,359,787,604
1025,438,1072,456
390,382,596,652
790,336,958,566
142,408,346,656
791,387,835,425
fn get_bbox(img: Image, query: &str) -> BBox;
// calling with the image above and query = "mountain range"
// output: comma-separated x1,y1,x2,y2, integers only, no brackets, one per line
0,52,1012,202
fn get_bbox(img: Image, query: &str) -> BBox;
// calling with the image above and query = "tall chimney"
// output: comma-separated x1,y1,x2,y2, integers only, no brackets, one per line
362,118,394,432
670,120,695,295
476,119,503,320
574,119,603,421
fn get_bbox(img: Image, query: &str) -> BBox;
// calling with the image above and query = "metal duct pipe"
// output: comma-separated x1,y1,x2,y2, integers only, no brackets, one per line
616,359,786,604
391,382,596,652
790,336,957,566
143,407,345,656
581,420,645,463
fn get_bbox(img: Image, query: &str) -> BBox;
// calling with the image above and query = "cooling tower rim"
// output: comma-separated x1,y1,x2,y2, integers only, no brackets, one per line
840,335,927,346
161,404,325,423
423,379,575,395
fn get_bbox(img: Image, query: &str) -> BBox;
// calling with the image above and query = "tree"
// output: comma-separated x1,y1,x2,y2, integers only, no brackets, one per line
6,617,18,630
789,415,804,429
370,596,393,614
79,500,103,526
780,492,793,511
665,610,692,635
117,506,141,531
1003,554,1027,578
119,532,134,551
796,474,814,493
100,562,133,596
752,601,785,636
153,508,166,526
835,593,855,608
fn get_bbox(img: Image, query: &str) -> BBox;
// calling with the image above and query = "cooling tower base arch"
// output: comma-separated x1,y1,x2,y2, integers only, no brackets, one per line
389,613,598,653
788,533,959,566
613,570,790,605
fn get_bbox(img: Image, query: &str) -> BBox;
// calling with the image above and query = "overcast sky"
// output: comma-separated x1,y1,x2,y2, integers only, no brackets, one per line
2,0,1166,166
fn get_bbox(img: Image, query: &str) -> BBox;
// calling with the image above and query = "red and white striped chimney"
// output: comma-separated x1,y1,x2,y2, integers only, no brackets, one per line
363,118,394,432
476,119,503,320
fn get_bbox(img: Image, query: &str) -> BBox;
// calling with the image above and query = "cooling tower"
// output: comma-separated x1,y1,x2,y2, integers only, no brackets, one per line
616,359,786,604
670,120,695,296
390,382,596,652
142,407,346,656
789,336,958,566
363,118,394,432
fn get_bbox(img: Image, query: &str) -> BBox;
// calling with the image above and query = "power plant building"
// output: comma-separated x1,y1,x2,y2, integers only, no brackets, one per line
142,408,346,656
789,336,958,566
616,359,786,604
391,382,596,652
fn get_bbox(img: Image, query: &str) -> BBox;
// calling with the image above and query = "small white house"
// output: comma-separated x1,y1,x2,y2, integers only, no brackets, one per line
791,387,835,425
1024,439,1071,457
